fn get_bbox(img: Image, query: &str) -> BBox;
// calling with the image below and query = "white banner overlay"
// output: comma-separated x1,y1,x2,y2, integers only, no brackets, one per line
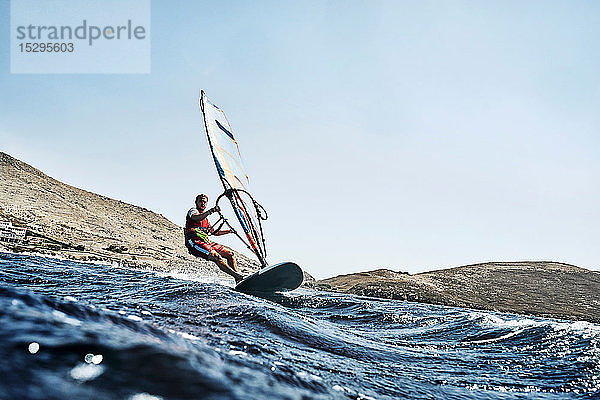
11,0,151,74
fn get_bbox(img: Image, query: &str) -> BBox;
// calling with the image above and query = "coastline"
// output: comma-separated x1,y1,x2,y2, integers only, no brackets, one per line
317,261,600,323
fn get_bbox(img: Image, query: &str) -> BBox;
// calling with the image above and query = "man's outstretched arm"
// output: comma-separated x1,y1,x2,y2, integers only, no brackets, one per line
189,206,219,222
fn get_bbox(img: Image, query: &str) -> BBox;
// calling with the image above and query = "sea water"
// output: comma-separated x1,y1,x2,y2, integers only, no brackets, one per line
0,252,598,399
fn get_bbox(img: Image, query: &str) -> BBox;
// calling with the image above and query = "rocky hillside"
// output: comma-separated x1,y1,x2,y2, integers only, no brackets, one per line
0,151,262,277
317,261,600,323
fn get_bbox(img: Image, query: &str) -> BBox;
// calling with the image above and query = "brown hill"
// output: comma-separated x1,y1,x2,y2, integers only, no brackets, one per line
0,151,263,277
317,261,600,323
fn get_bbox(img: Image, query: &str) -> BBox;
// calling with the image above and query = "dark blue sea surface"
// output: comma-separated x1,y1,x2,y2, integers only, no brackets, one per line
0,253,599,399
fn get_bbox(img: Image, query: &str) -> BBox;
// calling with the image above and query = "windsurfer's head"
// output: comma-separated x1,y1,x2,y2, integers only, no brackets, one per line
195,194,208,210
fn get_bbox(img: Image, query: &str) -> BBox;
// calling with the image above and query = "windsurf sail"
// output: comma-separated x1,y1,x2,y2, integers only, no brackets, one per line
199,90,268,267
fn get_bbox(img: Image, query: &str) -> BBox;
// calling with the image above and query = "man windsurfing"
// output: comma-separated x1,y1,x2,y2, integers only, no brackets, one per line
184,194,244,283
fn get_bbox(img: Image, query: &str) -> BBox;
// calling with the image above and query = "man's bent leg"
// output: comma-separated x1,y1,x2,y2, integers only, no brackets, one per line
187,239,242,282
217,246,238,273
208,251,243,283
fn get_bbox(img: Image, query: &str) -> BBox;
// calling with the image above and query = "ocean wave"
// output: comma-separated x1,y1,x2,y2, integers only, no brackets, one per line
2,253,600,399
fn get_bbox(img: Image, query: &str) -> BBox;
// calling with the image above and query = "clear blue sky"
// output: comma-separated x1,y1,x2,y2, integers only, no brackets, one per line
1,1,599,279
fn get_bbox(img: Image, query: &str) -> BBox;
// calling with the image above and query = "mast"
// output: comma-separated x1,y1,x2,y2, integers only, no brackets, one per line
199,91,268,267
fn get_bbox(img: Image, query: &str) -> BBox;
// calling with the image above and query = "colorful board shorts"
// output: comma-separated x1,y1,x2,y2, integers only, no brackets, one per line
186,237,225,260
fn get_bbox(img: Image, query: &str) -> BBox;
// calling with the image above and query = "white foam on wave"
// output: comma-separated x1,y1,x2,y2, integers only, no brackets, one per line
465,310,600,352
176,331,201,341
332,384,375,400
552,319,600,336
296,370,323,382
153,270,234,287
129,394,163,400
6,249,117,268
466,328,526,344
473,312,544,329
474,311,600,336
70,363,105,382
52,310,82,326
